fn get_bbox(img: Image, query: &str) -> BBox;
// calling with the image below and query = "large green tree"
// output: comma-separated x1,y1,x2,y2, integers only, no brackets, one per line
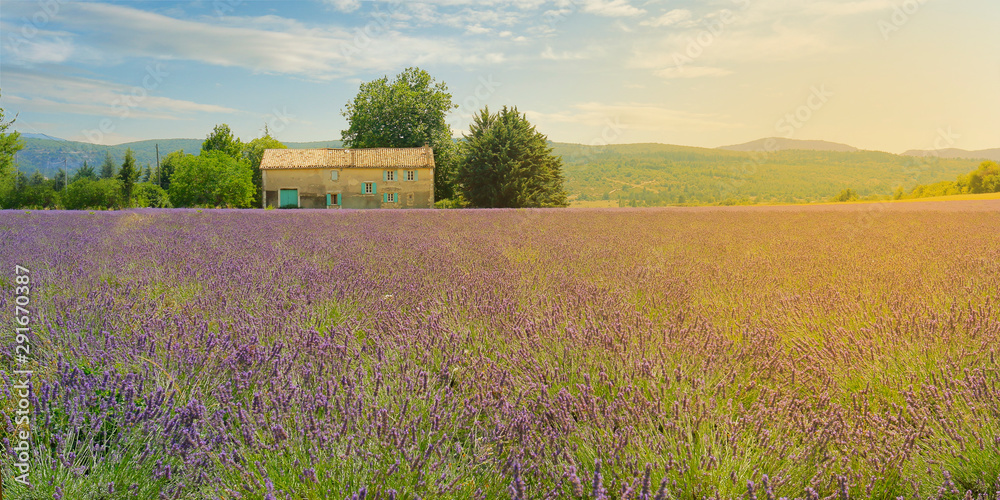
202,124,243,159
456,106,568,208
100,151,116,179
73,161,96,182
0,91,24,203
341,67,459,201
242,128,287,205
168,151,255,208
118,148,139,207
154,150,185,191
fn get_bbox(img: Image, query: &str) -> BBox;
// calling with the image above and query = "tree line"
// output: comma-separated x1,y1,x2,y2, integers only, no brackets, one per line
1,68,570,210
830,160,1000,203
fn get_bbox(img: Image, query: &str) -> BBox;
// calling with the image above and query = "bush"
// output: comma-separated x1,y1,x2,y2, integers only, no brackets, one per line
832,188,858,202
63,178,122,210
133,182,172,208
168,151,255,208
434,197,469,209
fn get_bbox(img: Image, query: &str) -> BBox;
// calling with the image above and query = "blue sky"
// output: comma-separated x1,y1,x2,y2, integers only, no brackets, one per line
1,0,998,153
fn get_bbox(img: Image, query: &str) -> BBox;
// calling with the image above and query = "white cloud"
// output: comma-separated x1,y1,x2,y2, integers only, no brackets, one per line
640,9,693,28
3,70,240,121
541,46,597,60
19,3,503,80
654,65,733,79
466,24,492,35
326,0,362,12
526,102,741,138
578,0,645,17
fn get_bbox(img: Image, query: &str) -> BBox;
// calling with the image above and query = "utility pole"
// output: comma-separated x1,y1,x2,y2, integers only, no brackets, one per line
155,143,161,187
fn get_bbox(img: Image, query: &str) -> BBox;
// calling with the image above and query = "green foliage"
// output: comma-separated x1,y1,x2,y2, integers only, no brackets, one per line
457,106,568,208
155,150,185,191
53,168,69,191
100,151,116,179
168,151,255,208
118,148,139,207
341,67,459,200
73,161,96,182
132,182,172,208
557,143,984,206
242,130,287,205
434,197,470,209
832,188,858,202
201,123,243,159
0,91,24,203
63,178,123,210
904,161,1000,199
967,161,1000,194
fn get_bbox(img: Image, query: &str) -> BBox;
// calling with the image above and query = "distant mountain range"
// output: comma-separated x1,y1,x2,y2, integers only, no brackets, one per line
13,136,343,178
901,148,1000,162
718,137,859,152
20,133,67,141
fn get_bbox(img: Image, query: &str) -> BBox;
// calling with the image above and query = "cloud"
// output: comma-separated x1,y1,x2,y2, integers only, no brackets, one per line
526,102,741,137
640,9,693,28
13,3,501,80
578,0,645,17
654,65,733,79
541,46,597,60
2,69,240,121
326,0,362,12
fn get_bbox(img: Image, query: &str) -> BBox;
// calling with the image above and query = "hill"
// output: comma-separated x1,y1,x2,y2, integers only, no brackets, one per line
718,137,859,152
554,142,981,205
901,148,1000,162
13,138,344,178
13,136,983,206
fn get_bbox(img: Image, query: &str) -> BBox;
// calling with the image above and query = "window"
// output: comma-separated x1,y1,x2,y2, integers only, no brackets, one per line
363,182,376,194
405,170,417,181
383,193,398,203
327,193,340,206
331,170,339,181
384,170,396,181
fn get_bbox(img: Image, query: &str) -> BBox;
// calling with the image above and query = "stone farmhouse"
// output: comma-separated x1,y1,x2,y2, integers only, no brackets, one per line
260,146,435,209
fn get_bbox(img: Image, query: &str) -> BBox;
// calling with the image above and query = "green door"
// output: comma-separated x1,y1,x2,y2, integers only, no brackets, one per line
279,189,298,208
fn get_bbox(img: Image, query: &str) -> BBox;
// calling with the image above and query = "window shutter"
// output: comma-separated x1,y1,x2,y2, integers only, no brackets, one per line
383,170,387,182
362,184,366,194
326,194,331,206
372,183,377,194
414,170,418,181
337,194,342,206
382,193,387,203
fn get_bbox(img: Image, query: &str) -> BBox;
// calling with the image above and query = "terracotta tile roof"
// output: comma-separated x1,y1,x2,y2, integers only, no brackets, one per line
260,146,435,170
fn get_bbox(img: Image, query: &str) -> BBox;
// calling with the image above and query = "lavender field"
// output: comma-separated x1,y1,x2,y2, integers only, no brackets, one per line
2,202,1000,499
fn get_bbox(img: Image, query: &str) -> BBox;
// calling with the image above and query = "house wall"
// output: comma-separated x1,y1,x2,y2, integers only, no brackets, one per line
262,167,434,209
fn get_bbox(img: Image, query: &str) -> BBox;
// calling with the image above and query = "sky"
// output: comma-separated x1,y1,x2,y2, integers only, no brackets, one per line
1,0,998,153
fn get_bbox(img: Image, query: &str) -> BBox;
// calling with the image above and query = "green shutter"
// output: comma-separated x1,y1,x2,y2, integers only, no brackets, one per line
383,171,387,182
372,183,377,194
326,194,331,205
414,170,418,181
337,193,342,206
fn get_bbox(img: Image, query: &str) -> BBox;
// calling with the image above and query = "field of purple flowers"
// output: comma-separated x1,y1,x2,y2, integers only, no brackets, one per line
2,202,1000,499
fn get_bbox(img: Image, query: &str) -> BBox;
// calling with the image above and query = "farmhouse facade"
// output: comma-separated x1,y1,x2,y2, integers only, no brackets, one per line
260,146,435,209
